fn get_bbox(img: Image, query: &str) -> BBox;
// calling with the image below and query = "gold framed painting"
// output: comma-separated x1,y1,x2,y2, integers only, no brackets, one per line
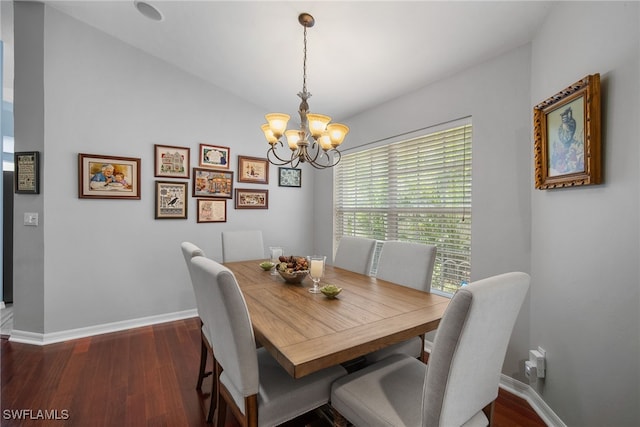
533,74,601,189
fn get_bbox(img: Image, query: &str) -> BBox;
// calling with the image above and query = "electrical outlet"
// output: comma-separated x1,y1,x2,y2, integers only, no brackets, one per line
529,347,546,378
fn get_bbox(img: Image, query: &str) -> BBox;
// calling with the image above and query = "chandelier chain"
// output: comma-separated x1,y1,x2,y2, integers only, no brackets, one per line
302,24,308,94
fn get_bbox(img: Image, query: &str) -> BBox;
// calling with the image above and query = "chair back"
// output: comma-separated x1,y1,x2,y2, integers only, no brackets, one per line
180,242,207,316
221,230,265,262
376,241,436,291
423,272,530,427
333,236,376,275
190,256,260,397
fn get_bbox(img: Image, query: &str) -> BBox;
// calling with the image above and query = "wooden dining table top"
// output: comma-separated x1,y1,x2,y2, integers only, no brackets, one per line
223,259,450,378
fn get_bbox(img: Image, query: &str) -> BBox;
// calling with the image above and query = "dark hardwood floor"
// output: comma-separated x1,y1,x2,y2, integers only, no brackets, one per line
1,318,546,426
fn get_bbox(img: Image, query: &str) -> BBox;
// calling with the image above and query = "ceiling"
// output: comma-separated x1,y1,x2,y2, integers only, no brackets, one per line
8,1,553,120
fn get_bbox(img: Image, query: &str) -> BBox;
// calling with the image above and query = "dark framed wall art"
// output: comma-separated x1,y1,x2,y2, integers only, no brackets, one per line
78,153,141,199
15,151,40,194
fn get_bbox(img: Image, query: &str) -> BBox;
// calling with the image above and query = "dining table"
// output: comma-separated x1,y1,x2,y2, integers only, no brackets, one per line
223,259,451,379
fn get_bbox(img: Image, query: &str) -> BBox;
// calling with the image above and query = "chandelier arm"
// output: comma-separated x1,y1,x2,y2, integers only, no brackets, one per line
267,146,299,166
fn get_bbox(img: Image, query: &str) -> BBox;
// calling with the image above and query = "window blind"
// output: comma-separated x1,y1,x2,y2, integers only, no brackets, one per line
334,123,472,294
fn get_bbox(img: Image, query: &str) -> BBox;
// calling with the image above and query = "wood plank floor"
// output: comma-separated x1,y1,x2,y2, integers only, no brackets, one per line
1,317,547,426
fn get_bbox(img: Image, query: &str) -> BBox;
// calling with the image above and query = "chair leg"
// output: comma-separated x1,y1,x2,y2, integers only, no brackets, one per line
482,400,495,426
197,337,208,390
214,386,227,427
207,359,221,423
331,407,348,427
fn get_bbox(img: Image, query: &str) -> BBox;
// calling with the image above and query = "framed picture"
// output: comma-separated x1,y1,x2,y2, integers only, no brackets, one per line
534,74,601,189
154,144,190,178
238,156,269,184
155,181,188,219
192,168,233,198
14,151,40,194
235,188,268,209
278,167,301,187
197,199,227,223
78,153,141,199
199,144,230,169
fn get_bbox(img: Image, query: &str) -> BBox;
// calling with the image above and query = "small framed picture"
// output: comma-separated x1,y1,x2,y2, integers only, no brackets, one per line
155,181,188,219
278,167,301,187
197,199,227,223
199,144,230,169
235,188,268,209
78,153,141,199
534,74,601,189
154,144,190,179
193,168,233,198
15,151,40,194
238,156,269,184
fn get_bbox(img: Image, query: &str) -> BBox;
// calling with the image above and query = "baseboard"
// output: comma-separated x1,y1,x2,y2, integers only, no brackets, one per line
499,374,566,427
9,309,198,345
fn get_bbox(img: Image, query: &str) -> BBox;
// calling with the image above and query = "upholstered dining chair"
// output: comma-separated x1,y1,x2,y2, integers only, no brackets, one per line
331,272,530,427
221,230,265,263
190,256,347,427
333,236,377,275
180,241,217,422
365,241,437,364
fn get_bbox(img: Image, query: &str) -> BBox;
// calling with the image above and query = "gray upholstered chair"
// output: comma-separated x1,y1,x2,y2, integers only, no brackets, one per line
365,241,437,364
180,241,217,422
333,236,377,275
190,256,347,427
331,272,530,427
221,230,265,263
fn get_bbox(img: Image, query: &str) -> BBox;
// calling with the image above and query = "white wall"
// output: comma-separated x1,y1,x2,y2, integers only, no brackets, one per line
530,2,639,426
13,3,315,335
314,44,534,378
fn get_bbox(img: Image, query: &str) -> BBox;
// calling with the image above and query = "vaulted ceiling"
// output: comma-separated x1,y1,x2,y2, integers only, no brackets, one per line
7,1,553,120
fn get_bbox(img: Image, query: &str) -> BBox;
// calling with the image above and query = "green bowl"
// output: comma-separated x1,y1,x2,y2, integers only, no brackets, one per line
259,261,275,271
320,284,342,298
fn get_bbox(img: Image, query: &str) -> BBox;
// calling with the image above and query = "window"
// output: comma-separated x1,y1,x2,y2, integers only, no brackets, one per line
334,121,472,294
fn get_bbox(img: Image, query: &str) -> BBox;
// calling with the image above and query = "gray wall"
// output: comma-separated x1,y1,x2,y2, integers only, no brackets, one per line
530,2,639,426
12,1,640,425
315,2,640,425
13,3,315,335
315,41,534,379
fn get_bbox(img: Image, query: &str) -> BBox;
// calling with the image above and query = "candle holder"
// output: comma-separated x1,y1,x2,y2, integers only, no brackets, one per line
308,255,326,293
269,247,283,275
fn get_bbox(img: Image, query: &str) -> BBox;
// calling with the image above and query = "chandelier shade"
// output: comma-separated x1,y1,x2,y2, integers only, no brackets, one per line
261,13,349,169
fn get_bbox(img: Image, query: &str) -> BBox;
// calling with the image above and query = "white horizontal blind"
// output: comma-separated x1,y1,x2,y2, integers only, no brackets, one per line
335,123,472,294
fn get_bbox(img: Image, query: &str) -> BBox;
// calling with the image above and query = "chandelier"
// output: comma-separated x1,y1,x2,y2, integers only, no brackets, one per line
261,13,349,169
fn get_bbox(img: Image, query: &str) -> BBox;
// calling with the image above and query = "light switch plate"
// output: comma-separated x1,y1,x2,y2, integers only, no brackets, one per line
24,212,39,226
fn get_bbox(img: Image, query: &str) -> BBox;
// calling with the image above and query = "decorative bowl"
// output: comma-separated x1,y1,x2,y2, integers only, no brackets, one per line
276,261,309,284
320,284,342,299
259,261,275,271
